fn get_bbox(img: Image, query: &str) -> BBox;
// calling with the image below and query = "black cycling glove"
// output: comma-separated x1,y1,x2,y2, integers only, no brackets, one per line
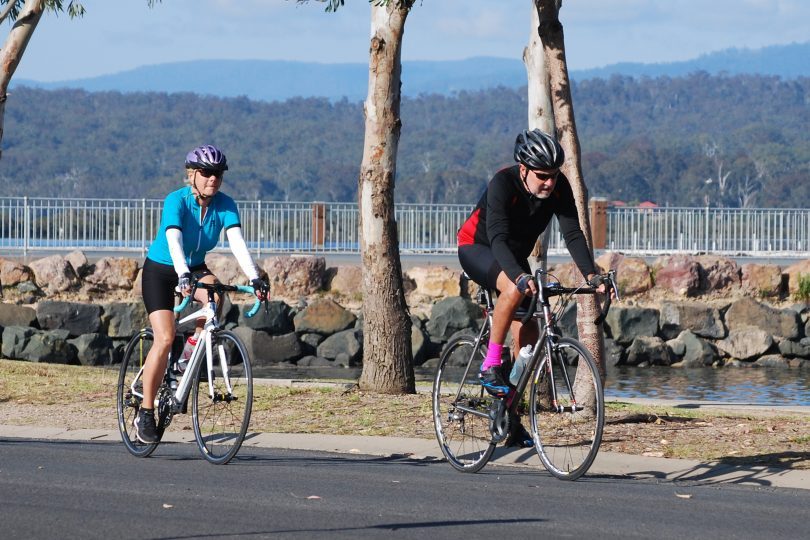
516,273,535,295
251,278,269,300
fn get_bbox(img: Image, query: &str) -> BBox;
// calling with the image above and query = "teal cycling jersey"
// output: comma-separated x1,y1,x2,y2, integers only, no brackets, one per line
147,187,241,268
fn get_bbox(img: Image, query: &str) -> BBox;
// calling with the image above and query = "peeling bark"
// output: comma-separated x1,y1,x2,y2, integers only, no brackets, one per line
535,0,606,384
0,0,46,159
357,2,415,394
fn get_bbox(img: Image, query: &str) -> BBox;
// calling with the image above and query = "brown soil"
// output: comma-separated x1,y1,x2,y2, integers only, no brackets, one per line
1,360,807,470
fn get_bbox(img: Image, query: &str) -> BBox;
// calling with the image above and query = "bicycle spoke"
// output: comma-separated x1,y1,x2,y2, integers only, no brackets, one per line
116,329,160,458
432,334,496,473
192,330,253,464
529,338,604,480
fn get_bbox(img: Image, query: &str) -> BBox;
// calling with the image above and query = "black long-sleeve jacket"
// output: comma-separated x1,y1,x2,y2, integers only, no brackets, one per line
458,165,597,282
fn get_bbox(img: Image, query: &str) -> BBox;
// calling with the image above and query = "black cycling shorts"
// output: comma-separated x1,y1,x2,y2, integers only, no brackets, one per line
458,243,531,292
141,258,212,314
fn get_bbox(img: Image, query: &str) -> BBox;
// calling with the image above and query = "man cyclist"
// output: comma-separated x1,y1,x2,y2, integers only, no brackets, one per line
134,144,268,444
457,128,603,447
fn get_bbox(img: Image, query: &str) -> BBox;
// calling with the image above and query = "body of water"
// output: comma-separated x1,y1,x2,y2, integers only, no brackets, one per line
254,365,810,407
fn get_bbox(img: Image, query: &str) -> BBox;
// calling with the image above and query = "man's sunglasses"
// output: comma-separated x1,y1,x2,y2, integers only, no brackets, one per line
197,169,222,179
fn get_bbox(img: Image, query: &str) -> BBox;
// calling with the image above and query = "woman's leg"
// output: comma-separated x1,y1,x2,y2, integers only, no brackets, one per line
141,309,176,409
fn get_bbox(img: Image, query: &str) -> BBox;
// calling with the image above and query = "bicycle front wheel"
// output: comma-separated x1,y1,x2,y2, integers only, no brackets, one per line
432,334,496,473
529,337,604,481
192,329,253,464
116,328,160,458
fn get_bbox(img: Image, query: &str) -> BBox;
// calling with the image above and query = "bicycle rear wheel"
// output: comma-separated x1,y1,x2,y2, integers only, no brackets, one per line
432,334,497,473
116,329,160,458
529,337,604,480
192,329,253,465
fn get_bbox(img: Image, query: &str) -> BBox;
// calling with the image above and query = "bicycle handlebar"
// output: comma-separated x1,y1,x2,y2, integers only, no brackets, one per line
174,281,264,318
519,269,619,326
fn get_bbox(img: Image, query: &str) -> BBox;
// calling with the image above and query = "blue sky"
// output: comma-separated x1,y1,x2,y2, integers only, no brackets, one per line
13,0,810,81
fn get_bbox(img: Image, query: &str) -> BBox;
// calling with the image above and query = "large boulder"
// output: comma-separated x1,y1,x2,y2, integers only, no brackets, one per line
68,333,114,366
28,255,80,294
0,258,34,287
64,250,91,278
101,302,148,339
725,297,800,339
261,255,326,297
785,259,810,298
0,303,38,328
696,255,740,292
405,266,462,299
293,298,357,335
596,253,652,295
36,301,102,337
626,336,672,366
317,328,363,364
652,255,701,296
425,297,482,343
658,301,725,340
716,328,774,360
2,326,77,364
669,330,716,367
604,306,659,345
326,265,364,298
233,327,302,366
85,257,140,290
741,263,782,298
237,300,294,335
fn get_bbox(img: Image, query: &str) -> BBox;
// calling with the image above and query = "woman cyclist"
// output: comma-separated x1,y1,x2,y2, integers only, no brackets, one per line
457,128,604,447
134,144,268,444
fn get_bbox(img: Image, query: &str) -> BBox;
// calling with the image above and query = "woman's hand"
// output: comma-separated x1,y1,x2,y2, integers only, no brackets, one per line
178,272,193,297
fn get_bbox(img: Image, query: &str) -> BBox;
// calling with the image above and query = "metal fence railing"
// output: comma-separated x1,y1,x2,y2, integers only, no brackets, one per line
1,197,808,258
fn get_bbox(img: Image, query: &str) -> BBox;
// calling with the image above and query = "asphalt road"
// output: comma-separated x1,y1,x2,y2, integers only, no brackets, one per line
2,438,808,539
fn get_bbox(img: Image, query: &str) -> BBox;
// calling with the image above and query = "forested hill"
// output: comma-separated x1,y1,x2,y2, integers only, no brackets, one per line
2,72,808,208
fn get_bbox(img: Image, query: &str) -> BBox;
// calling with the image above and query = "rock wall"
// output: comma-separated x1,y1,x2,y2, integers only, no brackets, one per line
0,251,808,371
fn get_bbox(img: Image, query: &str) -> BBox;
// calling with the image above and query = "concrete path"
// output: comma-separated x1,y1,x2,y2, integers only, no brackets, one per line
2,420,808,491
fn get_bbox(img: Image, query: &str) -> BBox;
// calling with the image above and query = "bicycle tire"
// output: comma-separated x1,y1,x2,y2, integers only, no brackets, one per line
191,329,253,465
432,333,497,473
116,329,160,458
529,337,605,481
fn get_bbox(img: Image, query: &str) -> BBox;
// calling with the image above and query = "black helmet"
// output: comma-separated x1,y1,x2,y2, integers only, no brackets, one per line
513,129,564,170
185,144,228,172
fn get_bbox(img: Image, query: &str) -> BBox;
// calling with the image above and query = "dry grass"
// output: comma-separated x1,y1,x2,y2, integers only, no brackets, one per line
1,359,807,469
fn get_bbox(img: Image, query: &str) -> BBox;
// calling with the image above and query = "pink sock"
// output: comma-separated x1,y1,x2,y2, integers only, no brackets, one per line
481,342,503,371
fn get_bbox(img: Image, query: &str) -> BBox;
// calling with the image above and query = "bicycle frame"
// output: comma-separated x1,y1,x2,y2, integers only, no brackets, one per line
128,283,260,412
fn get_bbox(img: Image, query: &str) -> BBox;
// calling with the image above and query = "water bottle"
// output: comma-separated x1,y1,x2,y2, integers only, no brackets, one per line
510,344,533,386
176,334,198,373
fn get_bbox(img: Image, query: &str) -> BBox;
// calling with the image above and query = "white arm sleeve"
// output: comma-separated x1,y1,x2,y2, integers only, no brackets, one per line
165,228,190,276
226,227,259,281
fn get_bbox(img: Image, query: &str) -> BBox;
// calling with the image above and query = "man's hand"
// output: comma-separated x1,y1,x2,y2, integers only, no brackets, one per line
516,273,537,296
178,272,193,297
587,274,610,296
251,278,269,301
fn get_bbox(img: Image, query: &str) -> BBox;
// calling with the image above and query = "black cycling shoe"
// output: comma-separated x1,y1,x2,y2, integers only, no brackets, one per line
505,415,534,448
479,367,510,397
134,408,159,444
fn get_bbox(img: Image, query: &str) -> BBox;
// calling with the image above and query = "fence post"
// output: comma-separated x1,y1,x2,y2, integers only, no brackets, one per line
23,196,29,257
257,199,262,258
312,202,325,249
589,197,608,250
141,198,146,257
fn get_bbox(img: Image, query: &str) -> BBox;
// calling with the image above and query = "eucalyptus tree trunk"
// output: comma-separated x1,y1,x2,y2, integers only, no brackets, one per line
0,0,45,160
357,2,415,394
524,2,555,272
535,0,606,386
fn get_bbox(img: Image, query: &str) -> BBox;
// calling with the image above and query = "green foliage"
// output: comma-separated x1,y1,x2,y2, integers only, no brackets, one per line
795,273,810,302
2,73,809,208
0,1,85,23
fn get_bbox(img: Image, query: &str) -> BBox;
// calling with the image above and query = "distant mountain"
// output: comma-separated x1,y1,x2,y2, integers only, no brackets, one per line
12,42,810,102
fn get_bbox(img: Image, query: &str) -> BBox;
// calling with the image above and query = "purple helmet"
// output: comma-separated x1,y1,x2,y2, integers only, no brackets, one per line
185,144,228,172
